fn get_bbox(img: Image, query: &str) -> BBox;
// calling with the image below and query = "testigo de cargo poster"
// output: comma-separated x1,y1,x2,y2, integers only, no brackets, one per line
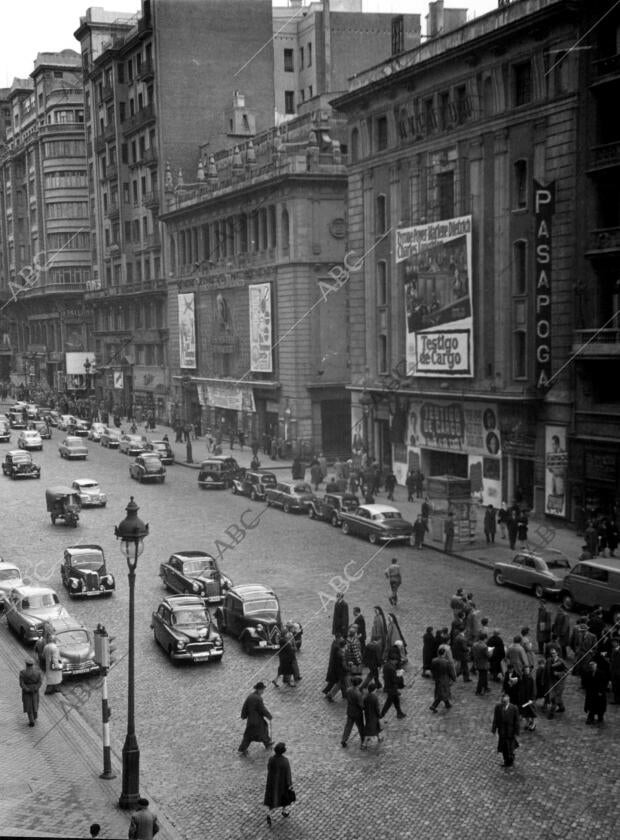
396,214,473,377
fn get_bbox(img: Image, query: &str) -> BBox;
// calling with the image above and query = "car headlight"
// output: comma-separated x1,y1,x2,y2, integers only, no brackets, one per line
192,582,200,593
215,636,223,646
256,624,263,632
70,579,79,589
176,640,186,650
105,575,114,585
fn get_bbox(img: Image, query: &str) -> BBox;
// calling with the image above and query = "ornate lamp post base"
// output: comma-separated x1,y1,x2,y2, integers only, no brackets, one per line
118,733,140,808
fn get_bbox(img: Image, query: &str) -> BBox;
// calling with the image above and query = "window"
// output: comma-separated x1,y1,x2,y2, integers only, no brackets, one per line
308,85,313,98
351,128,360,163
119,102,126,122
437,171,455,219
439,92,450,130
513,240,527,294
307,42,312,66
483,76,494,117
377,261,387,306
424,98,436,132
127,60,133,82
117,64,124,84
378,334,388,374
284,91,295,115
375,194,387,235
284,49,294,72
281,208,290,250
514,61,532,106
513,159,528,210
299,46,304,69
376,116,388,151
455,85,469,124
514,330,527,379
300,89,305,103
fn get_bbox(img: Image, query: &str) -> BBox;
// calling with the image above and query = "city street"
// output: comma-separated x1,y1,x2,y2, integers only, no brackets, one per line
1,429,619,839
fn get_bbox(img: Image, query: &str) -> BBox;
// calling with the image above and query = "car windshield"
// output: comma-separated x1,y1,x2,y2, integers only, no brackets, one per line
70,554,104,569
172,608,209,626
375,511,403,521
293,484,312,493
182,559,215,574
26,593,60,609
0,568,19,581
56,628,90,646
126,435,142,443
261,475,277,486
142,456,161,470
67,440,83,448
545,557,570,570
244,599,278,617
77,482,99,490
12,452,31,462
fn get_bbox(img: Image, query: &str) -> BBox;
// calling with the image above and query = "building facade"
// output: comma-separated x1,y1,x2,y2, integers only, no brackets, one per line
0,51,90,397
161,105,349,455
334,0,584,517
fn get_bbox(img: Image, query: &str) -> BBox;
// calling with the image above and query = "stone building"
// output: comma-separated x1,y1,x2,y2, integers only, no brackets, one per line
161,105,349,454
333,0,584,516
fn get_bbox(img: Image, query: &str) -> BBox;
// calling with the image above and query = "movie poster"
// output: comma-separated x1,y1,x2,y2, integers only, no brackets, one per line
249,283,272,373
178,293,196,369
545,425,568,518
396,215,473,377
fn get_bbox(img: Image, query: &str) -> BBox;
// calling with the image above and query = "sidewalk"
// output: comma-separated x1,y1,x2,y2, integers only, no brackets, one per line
0,617,182,840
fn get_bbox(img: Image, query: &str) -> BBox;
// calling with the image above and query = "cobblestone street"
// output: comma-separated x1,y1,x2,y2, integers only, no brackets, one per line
1,431,619,839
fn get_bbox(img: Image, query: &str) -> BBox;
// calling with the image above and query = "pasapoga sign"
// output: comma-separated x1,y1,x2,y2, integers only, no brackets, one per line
534,180,555,390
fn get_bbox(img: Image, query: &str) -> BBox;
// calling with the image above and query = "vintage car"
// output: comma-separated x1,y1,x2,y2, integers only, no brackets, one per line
8,410,26,429
67,417,90,437
0,559,24,609
59,436,88,460
25,404,39,420
159,550,232,604
100,426,122,448
0,419,11,442
197,456,242,489
71,478,107,507
144,439,174,465
41,620,100,676
17,429,43,451
46,486,80,527
44,410,61,428
87,421,106,442
2,449,41,479
57,414,74,431
129,452,166,483
340,504,414,544
493,550,572,599
307,492,360,526
231,470,277,501
30,419,52,439
216,584,302,655
265,481,315,513
61,544,115,597
151,595,224,663
5,584,70,643
119,433,147,455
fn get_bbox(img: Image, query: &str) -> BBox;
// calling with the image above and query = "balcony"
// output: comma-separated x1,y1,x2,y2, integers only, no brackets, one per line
572,328,620,358
104,241,121,258
142,147,158,167
94,135,106,154
592,52,620,84
135,233,161,253
101,164,118,182
101,84,114,103
103,122,116,142
587,141,620,174
142,191,159,209
122,103,155,136
137,59,154,81
85,276,167,300
586,227,620,256
105,200,120,220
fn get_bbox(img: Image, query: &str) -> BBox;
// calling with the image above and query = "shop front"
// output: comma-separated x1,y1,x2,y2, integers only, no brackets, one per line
404,397,502,506
498,404,538,512
569,438,619,521
132,365,169,424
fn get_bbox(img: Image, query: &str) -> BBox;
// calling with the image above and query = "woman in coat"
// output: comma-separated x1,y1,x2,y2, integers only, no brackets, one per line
43,637,62,694
422,626,436,677
362,683,382,747
370,606,388,661
385,613,408,662
273,636,296,688
264,742,294,825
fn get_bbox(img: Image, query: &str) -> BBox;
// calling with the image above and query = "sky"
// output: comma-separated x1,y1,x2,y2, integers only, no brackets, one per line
1,0,499,87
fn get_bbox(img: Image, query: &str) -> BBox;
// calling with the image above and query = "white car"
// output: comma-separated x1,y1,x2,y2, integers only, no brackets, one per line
0,559,24,609
17,429,43,451
71,478,107,507
58,414,74,431
88,422,106,442
25,404,39,419
119,433,147,455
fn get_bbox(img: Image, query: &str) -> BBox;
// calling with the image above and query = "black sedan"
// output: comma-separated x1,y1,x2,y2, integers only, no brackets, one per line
307,492,360,526
151,595,224,663
129,453,166,483
159,550,232,604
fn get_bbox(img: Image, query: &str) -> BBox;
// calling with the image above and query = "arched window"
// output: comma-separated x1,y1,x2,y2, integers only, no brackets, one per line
281,207,290,251
375,194,387,235
513,240,527,294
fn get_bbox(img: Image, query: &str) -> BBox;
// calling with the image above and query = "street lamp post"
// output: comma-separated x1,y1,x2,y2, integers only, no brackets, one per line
114,497,149,810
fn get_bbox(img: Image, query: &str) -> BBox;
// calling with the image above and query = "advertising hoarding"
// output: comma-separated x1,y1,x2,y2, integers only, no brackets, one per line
178,293,196,369
248,283,272,373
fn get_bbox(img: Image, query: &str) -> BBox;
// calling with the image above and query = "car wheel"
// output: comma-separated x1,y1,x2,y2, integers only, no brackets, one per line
283,502,292,514
331,514,339,527
533,584,545,599
232,484,238,495
493,570,505,586
51,514,56,524
242,635,254,656
250,490,257,501
342,522,350,535
561,592,575,612
19,627,25,642
308,507,315,519
160,476,165,484
368,532,378,545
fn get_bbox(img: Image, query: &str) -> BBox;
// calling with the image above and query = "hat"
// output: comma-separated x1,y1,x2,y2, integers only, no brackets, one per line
138,798,149,807
254,681,266,690
274,742,286,755
25,658,34,666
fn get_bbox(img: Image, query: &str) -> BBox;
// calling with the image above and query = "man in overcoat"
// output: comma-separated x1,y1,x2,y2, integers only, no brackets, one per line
492,692,520,767
429,646,456,712
19,658,42,726
332,592,349,638
341,676,365,748
536,599,552,655
238,682,273,756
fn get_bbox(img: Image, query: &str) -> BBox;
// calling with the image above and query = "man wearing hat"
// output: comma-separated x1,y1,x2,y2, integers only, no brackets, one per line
238,682,273,756
19,658,42,726
128,797,159,839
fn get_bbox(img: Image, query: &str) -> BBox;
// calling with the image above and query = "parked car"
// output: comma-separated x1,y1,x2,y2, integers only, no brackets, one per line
197,456,242,489
0,419,11,443
2,450,41,479
71,478,107,507
46,486,81,527
340,504,414,544
0,559,24,609
493,550,571,599
216,584,302,655
144,439,174,465
25,404,39,420
67,417,90,437
44,410,61,428
30,419,51,439
61,544,115,598
100,427,121,448
119,433,147,455
159,550,232,604
57,414,74,431
40,620,100,677
265,481,315,513
8,410,26,429
17,429,43,451
307,492,360,526
59,436,88,460
88,422,106,442
231,470,277,501
5,584,70,643
151,595,224,663
129,453,165,483
560,557,620,623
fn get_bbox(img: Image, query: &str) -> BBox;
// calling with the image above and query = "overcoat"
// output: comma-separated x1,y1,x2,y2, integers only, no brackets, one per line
332,599,350,638
422,631,437,671
43,642,62,687
263,754,293,809
362,692,382,737
552,611,571,647
325,645,347,683
19,665,42,716
492,702,520,753
370,613,387,659
431,656,456,703
583,662,609,718
240,692,272,742
536,605,552,646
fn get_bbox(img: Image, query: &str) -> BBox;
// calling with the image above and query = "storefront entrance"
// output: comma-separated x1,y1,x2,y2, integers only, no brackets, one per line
426,450,468,478
321,399,351,457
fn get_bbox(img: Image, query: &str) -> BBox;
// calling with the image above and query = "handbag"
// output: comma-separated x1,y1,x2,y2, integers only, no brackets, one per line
396,668,405,689
283,787,296,806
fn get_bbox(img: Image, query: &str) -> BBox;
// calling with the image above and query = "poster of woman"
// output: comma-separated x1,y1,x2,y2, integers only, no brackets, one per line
545,426,568,517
